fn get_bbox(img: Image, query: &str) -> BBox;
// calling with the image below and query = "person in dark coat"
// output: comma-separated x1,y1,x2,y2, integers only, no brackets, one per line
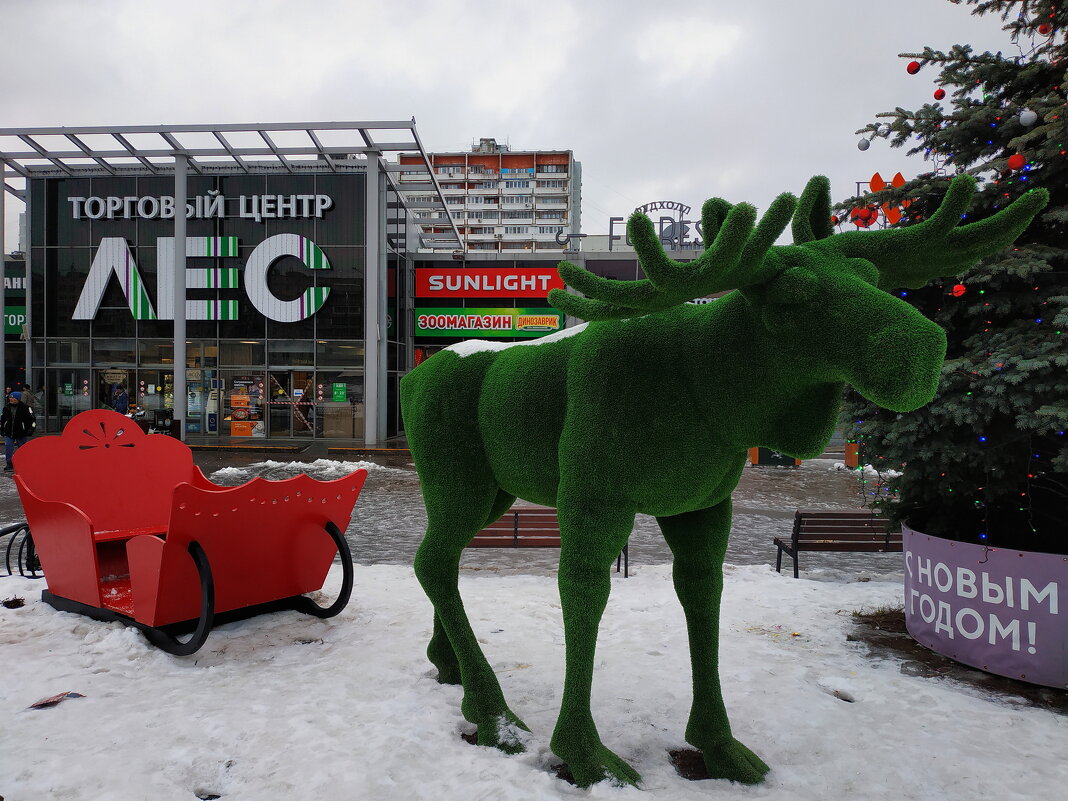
1,391,36,471
113,384,130,415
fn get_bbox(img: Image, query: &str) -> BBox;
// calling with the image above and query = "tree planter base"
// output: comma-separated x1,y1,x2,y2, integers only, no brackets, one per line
903,523,1067,689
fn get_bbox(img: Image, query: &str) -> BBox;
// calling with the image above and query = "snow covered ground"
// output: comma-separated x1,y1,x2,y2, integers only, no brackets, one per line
2,458,1064,800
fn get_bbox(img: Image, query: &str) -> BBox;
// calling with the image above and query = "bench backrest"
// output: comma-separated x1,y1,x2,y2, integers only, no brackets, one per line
793,510,893,540
13,410,202,532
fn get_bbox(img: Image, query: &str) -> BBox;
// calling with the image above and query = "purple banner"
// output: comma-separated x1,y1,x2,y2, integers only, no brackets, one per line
903,524,1067,689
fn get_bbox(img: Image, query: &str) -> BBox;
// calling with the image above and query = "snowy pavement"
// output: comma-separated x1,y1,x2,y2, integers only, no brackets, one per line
3,563,1065,801
2,456,1065,800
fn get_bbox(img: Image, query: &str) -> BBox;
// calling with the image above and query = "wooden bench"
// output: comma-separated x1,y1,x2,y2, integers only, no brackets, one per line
13,409,367,654
774,509,901,578
468,505,629,577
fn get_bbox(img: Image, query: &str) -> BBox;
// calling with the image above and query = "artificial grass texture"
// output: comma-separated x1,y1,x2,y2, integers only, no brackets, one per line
401,175,1047,787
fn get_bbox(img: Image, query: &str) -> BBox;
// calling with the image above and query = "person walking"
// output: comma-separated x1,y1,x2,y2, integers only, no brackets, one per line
1,391,36,472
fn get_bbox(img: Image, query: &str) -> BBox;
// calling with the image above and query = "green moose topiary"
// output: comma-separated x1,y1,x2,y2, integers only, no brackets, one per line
400,175,1047,788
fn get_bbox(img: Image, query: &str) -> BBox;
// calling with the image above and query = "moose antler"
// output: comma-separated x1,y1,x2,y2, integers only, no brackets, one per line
818,175,1049,289
792,176,834,244
548,192,798,321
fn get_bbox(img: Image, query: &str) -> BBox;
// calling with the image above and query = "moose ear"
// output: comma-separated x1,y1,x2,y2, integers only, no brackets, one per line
792,176,833,244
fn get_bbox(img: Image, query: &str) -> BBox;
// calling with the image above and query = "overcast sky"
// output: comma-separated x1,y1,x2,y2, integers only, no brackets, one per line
1,0,1014,248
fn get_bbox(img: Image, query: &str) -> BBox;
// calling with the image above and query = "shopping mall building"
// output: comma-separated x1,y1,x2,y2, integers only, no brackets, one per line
0,122,474,444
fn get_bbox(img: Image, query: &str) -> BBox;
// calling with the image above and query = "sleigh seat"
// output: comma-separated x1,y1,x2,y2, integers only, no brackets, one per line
12,409,366,655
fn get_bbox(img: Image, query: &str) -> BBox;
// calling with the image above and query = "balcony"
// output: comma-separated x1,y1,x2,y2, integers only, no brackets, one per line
534,185,567,195
535,169,568,179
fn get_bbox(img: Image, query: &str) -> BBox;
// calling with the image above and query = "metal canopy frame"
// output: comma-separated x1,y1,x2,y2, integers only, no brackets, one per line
0,120,455,447
0,120,461,247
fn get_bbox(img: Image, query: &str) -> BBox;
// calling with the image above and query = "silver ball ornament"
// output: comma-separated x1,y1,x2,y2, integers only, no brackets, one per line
857,138,871,151
1019,108,1038,127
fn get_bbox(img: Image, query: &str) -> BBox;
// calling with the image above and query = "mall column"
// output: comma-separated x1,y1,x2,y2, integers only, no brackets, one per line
172,153,187,440
363,150,385,446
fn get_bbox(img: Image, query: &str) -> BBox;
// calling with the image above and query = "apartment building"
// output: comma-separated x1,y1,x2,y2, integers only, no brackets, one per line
400,137,581,253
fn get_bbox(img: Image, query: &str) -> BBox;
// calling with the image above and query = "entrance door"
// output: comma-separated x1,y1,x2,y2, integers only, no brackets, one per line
267,370,315,438
50,369,93,430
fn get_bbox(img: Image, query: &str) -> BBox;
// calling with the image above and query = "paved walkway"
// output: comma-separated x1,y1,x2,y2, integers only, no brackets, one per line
2,450,898,580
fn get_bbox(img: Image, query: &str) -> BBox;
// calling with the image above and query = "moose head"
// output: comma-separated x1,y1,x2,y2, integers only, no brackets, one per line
401,175,1046,788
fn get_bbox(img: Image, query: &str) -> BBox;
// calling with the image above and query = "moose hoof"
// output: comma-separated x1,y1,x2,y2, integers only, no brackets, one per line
469,713,531,755
552,744,641,788
699,737,769,784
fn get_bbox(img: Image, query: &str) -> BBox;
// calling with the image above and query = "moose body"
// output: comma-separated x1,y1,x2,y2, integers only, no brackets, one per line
402,175,1046,787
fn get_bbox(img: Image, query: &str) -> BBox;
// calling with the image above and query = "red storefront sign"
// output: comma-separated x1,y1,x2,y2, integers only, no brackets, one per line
415,268,564,298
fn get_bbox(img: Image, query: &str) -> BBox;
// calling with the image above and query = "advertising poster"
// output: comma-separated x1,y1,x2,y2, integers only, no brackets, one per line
414,308,564,338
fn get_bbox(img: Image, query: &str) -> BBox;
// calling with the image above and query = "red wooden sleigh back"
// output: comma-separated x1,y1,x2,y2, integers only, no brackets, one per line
13,409,367,654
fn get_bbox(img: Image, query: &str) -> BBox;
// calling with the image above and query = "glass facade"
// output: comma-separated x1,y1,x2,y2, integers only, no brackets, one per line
28,169,412,440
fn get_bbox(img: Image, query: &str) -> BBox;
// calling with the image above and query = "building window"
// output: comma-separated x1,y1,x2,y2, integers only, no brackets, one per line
539,211,564,220
504,226,528,234
502,210,532,219
504,180,530,189
537,180,566,188
501,195,533,205
476,181,497,189
445,197,463,205
538,226,564,234
468,196,484,204
539,164,567,173
468,210,483,219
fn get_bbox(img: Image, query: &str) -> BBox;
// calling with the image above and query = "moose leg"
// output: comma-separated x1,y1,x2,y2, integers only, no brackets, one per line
657,500,770,784
550,503,641,788
425,489,515,687
415,488,528,752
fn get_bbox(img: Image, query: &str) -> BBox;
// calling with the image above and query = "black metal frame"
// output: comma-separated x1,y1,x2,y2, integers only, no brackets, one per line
38,522,355,655
2,521,41,578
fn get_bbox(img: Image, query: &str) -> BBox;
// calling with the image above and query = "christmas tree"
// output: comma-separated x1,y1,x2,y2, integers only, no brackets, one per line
840,0,1068,553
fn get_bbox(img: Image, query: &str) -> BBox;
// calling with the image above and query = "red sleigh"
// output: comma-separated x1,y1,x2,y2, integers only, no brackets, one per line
12,410,367,655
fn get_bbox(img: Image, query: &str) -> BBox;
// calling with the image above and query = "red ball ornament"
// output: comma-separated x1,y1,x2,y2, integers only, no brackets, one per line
1007,153,1027,170
830,214,840,225
934,88,946,100
1038,23,1052,35
857,207,872,221
906,60,921,75
951,284,967,297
